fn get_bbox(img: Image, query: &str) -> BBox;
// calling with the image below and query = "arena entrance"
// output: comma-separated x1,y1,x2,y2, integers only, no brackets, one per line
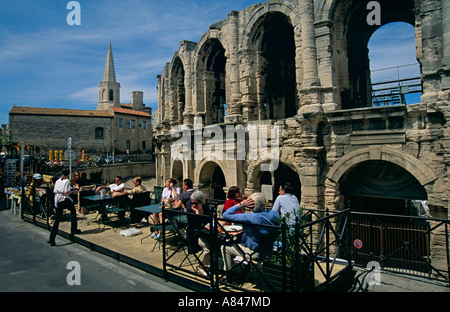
198,161,226,201
171,160,183,185
340,160,431,273
259,162,301,204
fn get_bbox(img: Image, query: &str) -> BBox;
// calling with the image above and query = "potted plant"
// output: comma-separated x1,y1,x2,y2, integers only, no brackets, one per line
261,208,315,291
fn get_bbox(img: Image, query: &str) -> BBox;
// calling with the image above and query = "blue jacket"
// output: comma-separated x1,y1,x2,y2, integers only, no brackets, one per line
223,205,280,254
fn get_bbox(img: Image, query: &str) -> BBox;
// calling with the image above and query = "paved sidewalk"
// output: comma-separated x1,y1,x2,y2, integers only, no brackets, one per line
348,266,450,292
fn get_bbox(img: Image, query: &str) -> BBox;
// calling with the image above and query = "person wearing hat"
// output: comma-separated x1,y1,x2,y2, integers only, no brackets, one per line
28,173,43,215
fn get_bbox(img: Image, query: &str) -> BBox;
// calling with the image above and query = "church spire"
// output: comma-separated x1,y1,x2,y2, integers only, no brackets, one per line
97,41,120,110
103,41,116,82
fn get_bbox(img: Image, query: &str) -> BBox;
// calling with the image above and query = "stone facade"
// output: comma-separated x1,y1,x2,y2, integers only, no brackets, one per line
153,0,449,218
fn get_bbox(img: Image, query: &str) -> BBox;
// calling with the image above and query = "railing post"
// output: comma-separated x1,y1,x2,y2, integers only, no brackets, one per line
446,222,450,282
294,216,300,292
281,217,287,292
325,208,330,282
210,208,219,292
162,204,167,280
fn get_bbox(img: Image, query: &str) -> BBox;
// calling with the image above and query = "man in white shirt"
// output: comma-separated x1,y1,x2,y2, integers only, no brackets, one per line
48,169,80,246
95,176,125,194
95,176,125,222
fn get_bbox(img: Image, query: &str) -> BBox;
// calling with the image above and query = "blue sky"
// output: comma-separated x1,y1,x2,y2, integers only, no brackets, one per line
0,1,420,126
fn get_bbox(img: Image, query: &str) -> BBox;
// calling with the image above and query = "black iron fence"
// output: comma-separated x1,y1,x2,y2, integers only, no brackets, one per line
160,205,354,292
349,211,450,282
160,205,450,291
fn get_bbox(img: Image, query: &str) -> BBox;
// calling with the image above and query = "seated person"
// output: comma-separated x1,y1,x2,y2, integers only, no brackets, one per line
161,178,181,205
95,176,125,221
222,186,245,225
272,182,301,226
221,193,279,272
188,191,211,275
113,177,149,223
151,178,182,239
172,179,195,211
71,171,80,188
76,171,91,188
96,176,125,194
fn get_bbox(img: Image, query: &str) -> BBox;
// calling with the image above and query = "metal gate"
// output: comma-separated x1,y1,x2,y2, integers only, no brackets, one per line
351,216,431,275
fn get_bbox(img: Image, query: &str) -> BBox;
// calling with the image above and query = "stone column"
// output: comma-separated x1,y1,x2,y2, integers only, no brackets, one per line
180,41,195,124
298,0,321,114
421,1,443,102
440,0,450,90
300,0,319,88
156,75,162,124
226,10,242,119
442,0,450,67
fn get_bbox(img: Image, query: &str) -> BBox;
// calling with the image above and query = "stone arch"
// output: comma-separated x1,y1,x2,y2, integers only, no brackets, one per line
326,0,418,109
246,151,301,201
327,146,438,187
168,55,185,125
193,32,227,125
171,159,184,185
242,7,299,120
241,1,300,51
196,159,228,200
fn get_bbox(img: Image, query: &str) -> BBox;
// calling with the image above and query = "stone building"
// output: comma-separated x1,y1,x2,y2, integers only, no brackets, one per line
153,0,449,217
9,43,153,156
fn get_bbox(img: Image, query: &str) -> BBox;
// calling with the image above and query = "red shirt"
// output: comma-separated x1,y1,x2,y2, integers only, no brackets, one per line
224,199,242,213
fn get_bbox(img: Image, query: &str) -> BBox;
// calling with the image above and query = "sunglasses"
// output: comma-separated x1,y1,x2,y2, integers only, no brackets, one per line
191,201,200,205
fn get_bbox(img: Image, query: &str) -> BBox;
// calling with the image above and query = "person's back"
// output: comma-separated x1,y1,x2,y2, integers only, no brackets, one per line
242,209,279,254
272,193,300,224
272,183,300,226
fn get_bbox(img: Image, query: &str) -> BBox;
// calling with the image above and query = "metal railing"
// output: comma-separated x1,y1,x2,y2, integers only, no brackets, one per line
371,64,422,106
349,211,450,282
160,206,450,291
160,206,353,292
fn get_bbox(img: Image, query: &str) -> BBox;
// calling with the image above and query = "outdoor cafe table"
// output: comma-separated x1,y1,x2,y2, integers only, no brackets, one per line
83,193,115,205
134,204,162,215
83,194,115,224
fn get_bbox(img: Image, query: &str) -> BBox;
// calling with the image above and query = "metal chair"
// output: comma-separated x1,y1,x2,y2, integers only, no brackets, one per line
151,186,164,204
78,185,101,224
129,191,151,224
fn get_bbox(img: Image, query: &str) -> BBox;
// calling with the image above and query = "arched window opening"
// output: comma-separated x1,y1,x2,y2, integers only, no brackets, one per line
171,57,185,125
109,89,114,101
338,0,417,109
252,12,296,120
198,161,226,200
369,22,422,106
197,38,226,125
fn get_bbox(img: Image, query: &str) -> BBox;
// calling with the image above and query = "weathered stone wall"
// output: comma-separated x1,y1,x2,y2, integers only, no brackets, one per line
153,0,449,217
9,114,112,155
112,113,153,154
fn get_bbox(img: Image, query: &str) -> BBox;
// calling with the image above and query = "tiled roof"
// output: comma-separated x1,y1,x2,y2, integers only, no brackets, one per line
9,106,113,118
109,106,151,118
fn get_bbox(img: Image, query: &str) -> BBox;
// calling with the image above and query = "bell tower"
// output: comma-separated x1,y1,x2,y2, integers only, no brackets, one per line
97,41,120,110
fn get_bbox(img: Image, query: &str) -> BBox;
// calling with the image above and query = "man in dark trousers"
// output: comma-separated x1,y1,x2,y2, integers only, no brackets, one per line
48,169,80,246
